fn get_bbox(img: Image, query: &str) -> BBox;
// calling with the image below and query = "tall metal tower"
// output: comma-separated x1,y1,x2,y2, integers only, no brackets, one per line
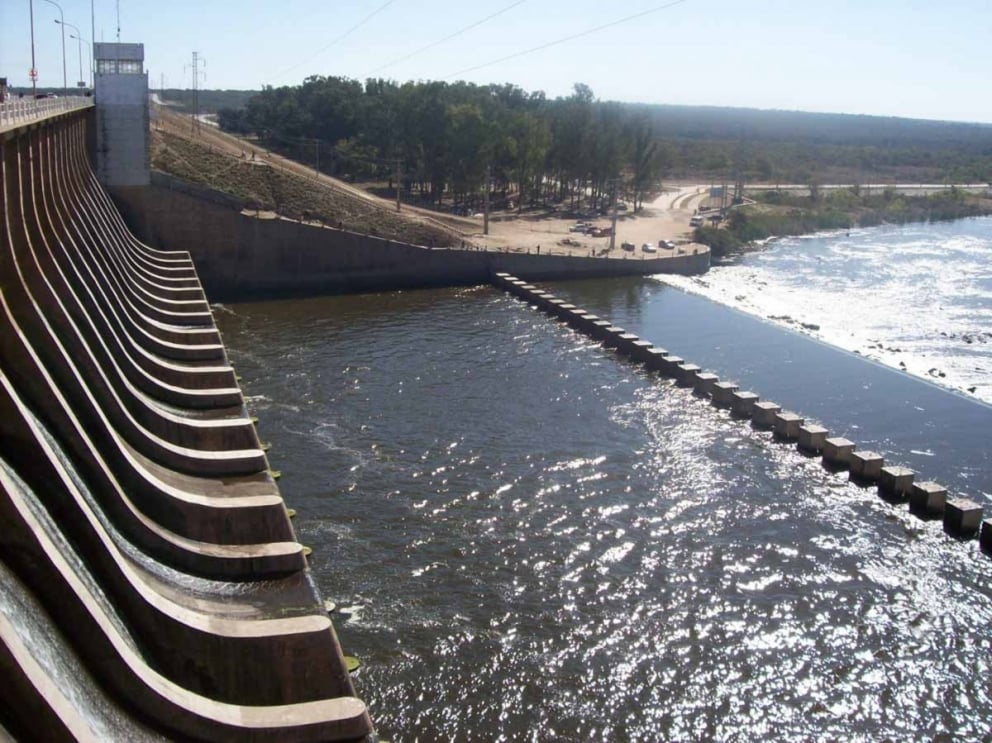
185,51,206,133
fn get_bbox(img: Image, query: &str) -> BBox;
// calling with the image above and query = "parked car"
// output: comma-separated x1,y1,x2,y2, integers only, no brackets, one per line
568,222,588,233
662,240,677,249
689,215,704,227
621,241,635,251
642,242,657,253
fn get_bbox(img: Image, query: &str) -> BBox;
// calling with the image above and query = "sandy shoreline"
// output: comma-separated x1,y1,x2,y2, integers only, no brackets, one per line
472,185,712,257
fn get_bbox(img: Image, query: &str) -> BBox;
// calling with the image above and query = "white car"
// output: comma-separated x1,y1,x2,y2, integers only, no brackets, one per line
641,242,657,253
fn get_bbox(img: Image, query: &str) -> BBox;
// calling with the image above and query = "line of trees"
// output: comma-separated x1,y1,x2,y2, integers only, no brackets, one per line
218,78,667,213
217,77,992,213
696,186,992,256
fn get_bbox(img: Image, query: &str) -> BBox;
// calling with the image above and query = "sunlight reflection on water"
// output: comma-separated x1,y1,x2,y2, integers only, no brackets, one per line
219,279,992,741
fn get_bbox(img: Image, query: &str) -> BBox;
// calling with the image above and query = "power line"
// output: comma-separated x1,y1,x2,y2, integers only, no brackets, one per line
367,0,527,77
268,0,400,85
444,0,692,80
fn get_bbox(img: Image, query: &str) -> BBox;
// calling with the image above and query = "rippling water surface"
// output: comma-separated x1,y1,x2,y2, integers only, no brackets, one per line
661,216,992,404
217,271,992,740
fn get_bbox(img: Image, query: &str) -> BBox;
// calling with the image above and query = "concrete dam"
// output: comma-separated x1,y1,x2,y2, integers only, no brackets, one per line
0,40,710,738
0,101,373,739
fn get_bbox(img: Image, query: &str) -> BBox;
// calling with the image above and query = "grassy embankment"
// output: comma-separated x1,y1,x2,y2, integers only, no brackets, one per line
694,187,992,256
151,128,461,247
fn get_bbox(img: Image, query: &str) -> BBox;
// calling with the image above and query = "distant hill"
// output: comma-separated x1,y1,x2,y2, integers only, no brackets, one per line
216,78,992,193
622,102,992,150
157,88,258,114
174,86,992,153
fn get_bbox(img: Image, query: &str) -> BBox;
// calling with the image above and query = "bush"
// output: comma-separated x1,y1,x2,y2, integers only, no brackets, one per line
694,226,743,257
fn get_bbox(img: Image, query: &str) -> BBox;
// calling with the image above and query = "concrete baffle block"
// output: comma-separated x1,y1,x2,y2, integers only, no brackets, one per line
555,303,578,319
602,327,627,348
711,382,739,407
848,451,884,483
878,466,915,500
944,498,983,538
774,412,805,440
980,520,992,553
579,313,601,330
909,481,947,517
675,363,702,386
797,424,829,453
590,320,613,340
659,355,684,377
642,348,667,372
692,372,719,396
730,391,760,418
751,401,781,428
533,292,555,310
566,311,591,330
822,437,856,467
615,333,642,356
630,340,656,364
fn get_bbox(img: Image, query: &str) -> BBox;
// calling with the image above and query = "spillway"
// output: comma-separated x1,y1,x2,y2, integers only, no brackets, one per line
0,101,372,741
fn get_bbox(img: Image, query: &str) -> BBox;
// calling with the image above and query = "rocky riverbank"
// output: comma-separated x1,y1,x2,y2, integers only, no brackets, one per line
693,187,992,256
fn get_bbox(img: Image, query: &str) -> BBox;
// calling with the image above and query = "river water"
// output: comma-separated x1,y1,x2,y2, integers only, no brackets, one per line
216,219,992,741
660,216,992,405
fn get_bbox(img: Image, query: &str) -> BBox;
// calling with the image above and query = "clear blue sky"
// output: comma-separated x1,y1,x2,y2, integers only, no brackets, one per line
3,0,991,123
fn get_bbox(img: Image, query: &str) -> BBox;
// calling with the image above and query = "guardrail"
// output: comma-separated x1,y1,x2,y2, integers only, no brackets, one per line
0,96,94,130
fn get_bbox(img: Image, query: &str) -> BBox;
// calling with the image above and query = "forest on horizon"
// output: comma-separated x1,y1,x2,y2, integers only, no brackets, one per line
162,80,992,212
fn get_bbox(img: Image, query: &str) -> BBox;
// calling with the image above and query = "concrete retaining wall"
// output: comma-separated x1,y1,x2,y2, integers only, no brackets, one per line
108,173,710,302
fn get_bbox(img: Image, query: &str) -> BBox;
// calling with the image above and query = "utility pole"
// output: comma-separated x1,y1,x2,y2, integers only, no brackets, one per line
90,0,95,83
483,163,491,235
609,178,619,251
42,0,67,95
395,158,402,213
186,52,205,134
29,0,38,97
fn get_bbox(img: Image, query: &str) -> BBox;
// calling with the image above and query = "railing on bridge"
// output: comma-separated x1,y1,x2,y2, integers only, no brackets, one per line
0,95,94,130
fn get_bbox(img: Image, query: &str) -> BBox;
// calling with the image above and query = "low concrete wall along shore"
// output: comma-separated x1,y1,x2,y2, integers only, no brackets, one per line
109,172,710,301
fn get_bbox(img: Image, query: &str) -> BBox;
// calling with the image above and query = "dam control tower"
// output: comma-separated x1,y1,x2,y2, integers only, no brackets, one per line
94,42,149,186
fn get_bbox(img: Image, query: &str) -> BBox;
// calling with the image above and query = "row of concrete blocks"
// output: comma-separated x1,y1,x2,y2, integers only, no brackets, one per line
493,272,992,553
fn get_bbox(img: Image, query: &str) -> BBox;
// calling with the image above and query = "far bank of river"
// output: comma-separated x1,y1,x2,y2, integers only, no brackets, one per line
696,188,992,256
